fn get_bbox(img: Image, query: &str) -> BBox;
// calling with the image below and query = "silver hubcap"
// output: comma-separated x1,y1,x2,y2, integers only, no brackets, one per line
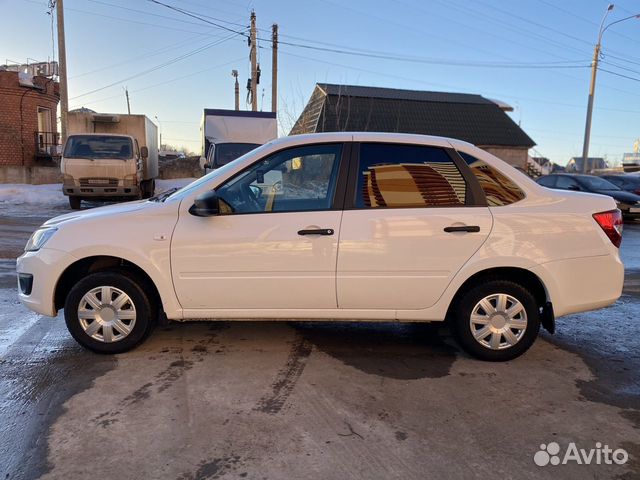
470,293,527,350
78,286,136,343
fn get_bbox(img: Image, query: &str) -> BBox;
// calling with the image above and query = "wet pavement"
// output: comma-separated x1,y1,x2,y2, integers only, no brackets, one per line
1,201,639,479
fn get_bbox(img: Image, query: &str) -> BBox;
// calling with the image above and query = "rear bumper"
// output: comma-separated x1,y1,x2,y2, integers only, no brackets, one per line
531,253,624,318
16,248,77,317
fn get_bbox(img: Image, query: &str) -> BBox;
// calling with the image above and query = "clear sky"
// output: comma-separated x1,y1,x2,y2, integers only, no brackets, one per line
3,0,640,164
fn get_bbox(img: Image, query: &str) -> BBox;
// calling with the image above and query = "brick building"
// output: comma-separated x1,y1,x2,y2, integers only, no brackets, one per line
0,70,60,171
291,84,535,170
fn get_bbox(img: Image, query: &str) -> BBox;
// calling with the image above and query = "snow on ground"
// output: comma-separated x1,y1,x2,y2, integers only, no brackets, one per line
0,178,198,217
0,183,67,207
0,178,197,209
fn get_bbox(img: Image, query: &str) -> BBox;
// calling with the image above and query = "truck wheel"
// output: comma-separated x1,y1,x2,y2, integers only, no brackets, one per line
64,271,155,354
451,280,540,361
69,196,81,210
141,179,155,199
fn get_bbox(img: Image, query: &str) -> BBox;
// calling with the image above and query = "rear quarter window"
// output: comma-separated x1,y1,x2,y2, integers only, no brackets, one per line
458,152,526,206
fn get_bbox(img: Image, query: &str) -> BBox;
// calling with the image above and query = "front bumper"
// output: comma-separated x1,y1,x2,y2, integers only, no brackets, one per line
63,185,140,197
16,248,77,317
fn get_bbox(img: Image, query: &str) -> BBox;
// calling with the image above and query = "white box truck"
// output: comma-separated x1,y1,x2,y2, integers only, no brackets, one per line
200,109,277,172
61,112,159,209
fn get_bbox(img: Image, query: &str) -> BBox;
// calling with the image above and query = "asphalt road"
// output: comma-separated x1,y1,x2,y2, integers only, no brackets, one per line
1,202,639,480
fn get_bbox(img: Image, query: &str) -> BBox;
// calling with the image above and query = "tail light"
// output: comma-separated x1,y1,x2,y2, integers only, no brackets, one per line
634,188,640,195
593,209,623,248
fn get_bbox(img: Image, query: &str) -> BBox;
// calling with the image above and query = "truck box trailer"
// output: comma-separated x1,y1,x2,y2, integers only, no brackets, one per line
200,109,277,171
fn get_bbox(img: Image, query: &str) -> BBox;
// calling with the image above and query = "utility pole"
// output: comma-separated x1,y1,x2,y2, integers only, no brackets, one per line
55,0,69,143
581,8,640,173
250,11,258,112
232,70,239,111
125,87,131,114
271,23,278,113
580,42,602,173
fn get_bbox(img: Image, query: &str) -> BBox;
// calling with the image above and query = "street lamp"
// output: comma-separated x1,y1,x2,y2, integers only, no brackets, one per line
581,5,640,172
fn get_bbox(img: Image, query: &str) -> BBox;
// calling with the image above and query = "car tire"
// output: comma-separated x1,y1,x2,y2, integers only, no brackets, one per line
64,271,155,354
69,196,81,210
451,280,540,361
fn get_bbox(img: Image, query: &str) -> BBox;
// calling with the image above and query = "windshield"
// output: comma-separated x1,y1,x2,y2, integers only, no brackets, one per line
165,142,273,203
215,143,260,167
64,135,134,160
579,176,620,191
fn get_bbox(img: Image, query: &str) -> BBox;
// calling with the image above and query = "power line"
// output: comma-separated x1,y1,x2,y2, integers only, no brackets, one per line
147,0,249,36
87,0,248,29
277,49,640,115
600,68,640,84
149,0,588,69
70,56,244,109
70,33,213,79
70,32,243,100
600,59,640,77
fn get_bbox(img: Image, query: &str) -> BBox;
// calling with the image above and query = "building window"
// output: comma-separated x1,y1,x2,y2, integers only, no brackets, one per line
355,143,467,208
37,107,52,132
36,107,54,154
458,151,525,206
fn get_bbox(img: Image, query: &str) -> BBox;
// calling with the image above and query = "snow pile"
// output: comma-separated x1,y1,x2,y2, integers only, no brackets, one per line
0,183,66,207
0,178,198,208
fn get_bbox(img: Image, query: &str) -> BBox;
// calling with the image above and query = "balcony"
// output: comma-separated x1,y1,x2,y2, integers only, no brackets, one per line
34,131,61,159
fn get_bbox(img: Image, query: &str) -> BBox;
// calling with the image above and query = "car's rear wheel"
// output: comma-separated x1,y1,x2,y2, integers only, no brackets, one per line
64,271,154,353
451,280,540,361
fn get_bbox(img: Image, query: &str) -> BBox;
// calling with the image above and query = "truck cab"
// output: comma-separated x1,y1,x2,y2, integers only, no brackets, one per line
61,112,159,210
202,142,260,172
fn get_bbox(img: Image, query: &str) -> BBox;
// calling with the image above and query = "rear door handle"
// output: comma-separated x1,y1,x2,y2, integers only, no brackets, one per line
444,225,480,233
298,228,335,236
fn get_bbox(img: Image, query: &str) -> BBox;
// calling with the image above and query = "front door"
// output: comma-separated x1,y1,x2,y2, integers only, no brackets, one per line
337,142,493,310
171,143,346,310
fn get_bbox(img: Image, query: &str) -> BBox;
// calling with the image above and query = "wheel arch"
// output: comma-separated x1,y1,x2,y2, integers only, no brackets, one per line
446,266,554,332
54,255,163,316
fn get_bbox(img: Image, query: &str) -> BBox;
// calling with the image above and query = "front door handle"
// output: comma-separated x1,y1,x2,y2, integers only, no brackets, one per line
444,225,480,233
298,228,335,236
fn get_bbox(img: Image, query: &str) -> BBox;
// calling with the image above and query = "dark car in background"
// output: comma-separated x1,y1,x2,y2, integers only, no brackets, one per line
599,174,640,196
536,173,640,219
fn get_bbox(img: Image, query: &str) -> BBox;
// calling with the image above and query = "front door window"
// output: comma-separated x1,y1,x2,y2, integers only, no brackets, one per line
216,144,342,214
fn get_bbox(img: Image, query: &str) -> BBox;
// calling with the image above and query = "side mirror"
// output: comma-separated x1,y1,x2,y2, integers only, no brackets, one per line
140,146,149,159
567,185,580,191
189,190,219,217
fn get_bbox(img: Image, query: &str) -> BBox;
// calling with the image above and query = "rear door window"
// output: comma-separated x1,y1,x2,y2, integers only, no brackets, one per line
355,143,468,208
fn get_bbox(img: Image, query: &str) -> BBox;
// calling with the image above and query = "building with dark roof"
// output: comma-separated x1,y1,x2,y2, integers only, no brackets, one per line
290,83,535,169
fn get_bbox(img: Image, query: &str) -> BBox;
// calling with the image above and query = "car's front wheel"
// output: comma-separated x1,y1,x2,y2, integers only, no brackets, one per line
451,280,541,361
64,271,154,353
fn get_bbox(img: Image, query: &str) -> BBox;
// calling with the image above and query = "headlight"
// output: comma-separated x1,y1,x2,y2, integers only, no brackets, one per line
25,227,58,252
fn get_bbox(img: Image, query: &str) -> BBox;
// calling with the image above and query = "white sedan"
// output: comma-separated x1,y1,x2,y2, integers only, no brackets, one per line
17,133,624,361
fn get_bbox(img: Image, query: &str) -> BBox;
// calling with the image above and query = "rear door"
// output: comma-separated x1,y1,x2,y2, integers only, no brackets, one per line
336,141,492,310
